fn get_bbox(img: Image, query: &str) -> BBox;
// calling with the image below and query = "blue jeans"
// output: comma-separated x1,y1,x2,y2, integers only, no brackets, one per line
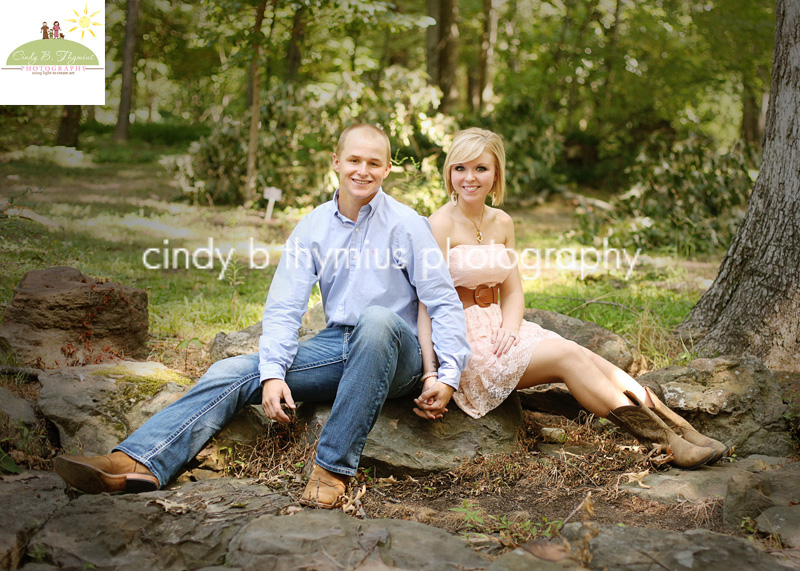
116,306,422,486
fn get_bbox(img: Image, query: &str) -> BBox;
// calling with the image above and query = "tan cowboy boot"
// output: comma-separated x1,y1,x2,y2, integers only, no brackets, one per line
644,387,730,464
606,392,716,470
300,464,348,509
54,451,159,494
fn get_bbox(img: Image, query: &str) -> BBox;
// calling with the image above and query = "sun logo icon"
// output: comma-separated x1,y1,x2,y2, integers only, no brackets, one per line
66,2,103,42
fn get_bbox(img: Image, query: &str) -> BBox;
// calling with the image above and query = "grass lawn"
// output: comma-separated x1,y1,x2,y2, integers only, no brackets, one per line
0,141,723,374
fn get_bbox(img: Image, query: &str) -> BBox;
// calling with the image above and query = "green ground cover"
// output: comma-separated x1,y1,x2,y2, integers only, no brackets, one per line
0,143,719,371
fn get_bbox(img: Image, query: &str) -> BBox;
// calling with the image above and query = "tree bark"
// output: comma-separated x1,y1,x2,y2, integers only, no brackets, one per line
680,0,800,372
244,0,269,207
438,0,459,113
55,106,82,148
478,0,498,114
426,0,441,86
741,81,765,148
286,5,307,83
114,0,140,142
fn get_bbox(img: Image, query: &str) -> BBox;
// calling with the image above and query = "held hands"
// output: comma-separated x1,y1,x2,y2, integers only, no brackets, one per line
413,377,455,420
261,378,296,423
491,326,519,356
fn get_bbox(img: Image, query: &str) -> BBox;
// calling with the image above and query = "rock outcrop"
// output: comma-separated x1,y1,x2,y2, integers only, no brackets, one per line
0,267,148,368
297,394,524,476
637,356,794,456
37,361,193,455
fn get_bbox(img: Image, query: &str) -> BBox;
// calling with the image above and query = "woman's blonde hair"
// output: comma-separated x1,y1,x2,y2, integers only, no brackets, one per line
443,127,506,206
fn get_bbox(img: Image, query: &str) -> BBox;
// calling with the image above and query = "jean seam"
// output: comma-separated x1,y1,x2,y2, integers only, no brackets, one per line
143,370,261,461
288,355,344,372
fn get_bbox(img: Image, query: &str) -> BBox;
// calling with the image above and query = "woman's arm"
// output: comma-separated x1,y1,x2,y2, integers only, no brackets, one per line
417,302,439,376
494,212,525,355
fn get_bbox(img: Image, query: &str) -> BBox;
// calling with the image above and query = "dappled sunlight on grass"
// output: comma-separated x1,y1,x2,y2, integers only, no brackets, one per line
0,159,723,371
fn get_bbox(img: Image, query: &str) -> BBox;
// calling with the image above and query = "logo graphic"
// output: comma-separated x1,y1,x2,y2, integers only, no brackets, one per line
1,1,106,105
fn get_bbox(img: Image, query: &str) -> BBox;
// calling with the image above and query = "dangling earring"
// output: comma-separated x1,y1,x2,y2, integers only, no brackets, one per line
450,190,458,205
491,189,497,204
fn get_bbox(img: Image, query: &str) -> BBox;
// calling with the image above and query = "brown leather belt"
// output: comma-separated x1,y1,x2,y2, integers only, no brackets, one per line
456,284,499,309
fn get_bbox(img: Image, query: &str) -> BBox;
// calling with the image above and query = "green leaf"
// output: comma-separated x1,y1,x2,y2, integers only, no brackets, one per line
0,449,22,474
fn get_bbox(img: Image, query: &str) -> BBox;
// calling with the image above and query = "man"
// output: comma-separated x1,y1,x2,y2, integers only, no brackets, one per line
55,124,470,508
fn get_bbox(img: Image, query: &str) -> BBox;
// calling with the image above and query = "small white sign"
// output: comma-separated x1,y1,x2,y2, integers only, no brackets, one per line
263,186,282,221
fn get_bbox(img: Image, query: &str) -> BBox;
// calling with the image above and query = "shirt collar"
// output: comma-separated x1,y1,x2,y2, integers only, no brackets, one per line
332,188,384,224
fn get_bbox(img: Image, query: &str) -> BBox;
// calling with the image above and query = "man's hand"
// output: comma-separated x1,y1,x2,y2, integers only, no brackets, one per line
261,378,296,423
413,378,455,420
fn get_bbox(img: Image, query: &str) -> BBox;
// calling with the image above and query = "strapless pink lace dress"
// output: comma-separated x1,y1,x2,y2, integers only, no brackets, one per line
449,244,562,419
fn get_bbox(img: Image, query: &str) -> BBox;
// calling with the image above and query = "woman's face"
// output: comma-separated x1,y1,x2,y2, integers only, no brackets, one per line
450,150,497,206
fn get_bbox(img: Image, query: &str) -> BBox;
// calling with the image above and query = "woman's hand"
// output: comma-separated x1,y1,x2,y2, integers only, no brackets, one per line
413,377,455,420
491,326,519,356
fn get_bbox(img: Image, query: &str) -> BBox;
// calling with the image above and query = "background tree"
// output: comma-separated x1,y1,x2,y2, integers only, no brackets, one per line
55,106,82,148
113,0,140,141
679,0,799,372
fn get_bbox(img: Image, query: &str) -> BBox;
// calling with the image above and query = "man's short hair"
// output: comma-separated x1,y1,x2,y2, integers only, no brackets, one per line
336,123,392,165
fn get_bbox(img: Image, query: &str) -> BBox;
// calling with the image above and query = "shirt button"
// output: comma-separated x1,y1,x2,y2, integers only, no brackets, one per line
355,228,360,232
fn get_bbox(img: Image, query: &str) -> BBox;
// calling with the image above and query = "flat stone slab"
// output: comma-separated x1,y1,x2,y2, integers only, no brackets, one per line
226,509,489,570
560,522,788,570
27,478,294,570
622,455,790,503
0,471,69,571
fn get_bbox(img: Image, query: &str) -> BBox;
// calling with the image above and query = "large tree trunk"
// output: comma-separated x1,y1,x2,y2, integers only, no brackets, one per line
679,0,800,372
243,0,269,207
114,0,140,142
55,106,82,148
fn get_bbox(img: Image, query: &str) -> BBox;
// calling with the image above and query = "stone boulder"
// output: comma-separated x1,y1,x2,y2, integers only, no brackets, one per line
637,356,794,456
723,460,800,533
0,387,42,454
37,361,193,456
297,393,524,476
0,267,148,369
226,509,488,570
559,522,787,570
0,472,69,571
523,308,644,375
758,505,800,549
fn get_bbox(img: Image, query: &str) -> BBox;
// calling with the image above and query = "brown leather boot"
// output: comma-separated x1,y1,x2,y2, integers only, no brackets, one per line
606,392,716,470
300,464,348,509
54,451,159,494
644,387,730,464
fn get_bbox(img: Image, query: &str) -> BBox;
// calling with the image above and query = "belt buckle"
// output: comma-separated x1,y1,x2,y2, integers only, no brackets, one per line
473,284,492,308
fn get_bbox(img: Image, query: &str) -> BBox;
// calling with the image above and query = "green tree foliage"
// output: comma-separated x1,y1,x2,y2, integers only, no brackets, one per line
574,135,758,254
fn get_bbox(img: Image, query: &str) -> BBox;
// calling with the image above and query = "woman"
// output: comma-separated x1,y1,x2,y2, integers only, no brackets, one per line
415,127,727,469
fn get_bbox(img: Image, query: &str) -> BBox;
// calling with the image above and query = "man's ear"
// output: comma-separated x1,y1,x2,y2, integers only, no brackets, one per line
332,153,340,172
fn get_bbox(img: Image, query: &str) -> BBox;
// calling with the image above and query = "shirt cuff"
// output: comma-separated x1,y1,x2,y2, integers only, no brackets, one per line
259,364,286,384
437,370,460,392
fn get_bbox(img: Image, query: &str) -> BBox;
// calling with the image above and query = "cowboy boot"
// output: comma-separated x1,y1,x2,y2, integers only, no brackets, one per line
606,391,716,470
54,451,159,494
300,463,348,509
644,387,729,464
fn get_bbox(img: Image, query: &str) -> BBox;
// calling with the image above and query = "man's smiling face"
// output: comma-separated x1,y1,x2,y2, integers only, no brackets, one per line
333,127,392,214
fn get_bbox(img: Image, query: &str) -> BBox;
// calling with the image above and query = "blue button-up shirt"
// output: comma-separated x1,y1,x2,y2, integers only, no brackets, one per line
258,189,470,390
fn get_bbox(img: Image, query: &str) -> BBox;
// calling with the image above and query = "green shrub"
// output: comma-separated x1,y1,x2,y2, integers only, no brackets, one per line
574,135,758,254
165,67,455,208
